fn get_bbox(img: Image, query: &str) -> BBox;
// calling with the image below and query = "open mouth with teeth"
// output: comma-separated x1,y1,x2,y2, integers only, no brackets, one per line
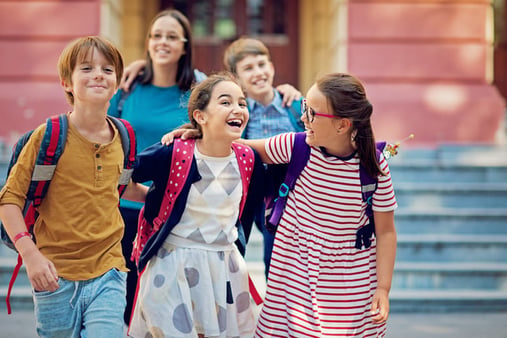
227,119,243,128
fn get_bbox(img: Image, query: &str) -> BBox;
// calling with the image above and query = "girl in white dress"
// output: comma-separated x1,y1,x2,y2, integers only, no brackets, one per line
129,73,265,338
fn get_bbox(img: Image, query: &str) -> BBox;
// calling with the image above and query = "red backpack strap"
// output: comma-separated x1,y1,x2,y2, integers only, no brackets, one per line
29,114,68,207
131,138,195,264
231,143,254,217
6,114,67,315
108,116,137,196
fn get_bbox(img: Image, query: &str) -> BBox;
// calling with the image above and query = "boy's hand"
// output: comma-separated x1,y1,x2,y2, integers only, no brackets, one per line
120,59,147,92
161,128,200,145
370,288,390,324
23,248,59,292
276,84,302,107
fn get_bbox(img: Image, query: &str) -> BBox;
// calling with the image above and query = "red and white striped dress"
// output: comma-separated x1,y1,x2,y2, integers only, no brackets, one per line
255,133,397,338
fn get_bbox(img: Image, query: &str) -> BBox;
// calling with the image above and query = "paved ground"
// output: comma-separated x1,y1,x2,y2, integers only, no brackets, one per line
1,309,506,337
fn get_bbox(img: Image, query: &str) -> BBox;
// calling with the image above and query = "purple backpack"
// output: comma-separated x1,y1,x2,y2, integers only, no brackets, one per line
264,132,386,250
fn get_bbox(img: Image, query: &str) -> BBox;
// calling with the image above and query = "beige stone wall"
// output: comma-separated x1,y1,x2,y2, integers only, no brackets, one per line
100,0,159,65
100,0,123,46
299,0,348,94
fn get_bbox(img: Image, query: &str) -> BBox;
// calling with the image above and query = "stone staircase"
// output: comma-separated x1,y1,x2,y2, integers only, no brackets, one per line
388,144,507,312
2,144,507,313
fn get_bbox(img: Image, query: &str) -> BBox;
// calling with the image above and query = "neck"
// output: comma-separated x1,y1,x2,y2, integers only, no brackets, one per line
69,103,108,130
323,136,356,158
249,88,274,106
196,137,233,157
152,64,178,87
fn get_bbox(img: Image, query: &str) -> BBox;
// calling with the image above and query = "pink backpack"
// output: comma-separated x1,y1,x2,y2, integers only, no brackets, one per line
130,138,262,303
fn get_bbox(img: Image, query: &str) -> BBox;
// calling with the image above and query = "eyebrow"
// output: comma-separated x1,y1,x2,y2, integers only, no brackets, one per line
217,94,246,101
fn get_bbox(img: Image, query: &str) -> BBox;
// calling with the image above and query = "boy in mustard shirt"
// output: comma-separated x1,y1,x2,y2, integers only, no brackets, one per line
0,36,146,338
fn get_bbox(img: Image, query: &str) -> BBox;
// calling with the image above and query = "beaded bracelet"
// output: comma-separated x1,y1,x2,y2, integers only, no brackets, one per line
13,231,31,244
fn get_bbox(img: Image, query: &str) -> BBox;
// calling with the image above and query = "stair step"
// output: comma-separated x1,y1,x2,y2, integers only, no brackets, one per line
396,235,507,262
393,262,507,290
394,213,507,235
0,286,34,312
394,183,507,209
398,234,507,243
390,289,507,312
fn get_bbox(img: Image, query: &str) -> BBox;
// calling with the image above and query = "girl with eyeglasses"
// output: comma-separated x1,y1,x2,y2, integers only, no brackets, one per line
163,72,398,337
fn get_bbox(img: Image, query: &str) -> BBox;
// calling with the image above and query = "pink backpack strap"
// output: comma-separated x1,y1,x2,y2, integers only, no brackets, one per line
231,143,254,217
153,138,195,229
131,138,195,264
231,143,262,304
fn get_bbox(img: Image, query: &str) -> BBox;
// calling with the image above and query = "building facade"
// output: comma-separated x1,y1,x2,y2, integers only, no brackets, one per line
0,0,505,146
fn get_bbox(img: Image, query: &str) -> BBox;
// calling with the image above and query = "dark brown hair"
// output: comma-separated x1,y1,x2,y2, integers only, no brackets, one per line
141,9,195,91
181,72,243,137
316,73,384,178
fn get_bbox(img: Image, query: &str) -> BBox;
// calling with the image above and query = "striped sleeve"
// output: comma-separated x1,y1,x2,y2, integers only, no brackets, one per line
265,132,296,164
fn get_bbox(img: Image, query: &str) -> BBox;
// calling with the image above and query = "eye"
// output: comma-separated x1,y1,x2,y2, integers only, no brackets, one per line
220,100,231,106
151,33,162,39
168,35,179,41
239,101,247,108
103,67,114,74
80,65,92,71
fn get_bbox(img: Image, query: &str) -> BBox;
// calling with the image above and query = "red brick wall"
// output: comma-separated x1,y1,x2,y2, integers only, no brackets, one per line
348,0,505,145
0,0,101,146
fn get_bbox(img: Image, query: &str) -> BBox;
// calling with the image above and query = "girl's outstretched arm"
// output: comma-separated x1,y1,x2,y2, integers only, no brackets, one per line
234,138,271,164
370,210,396,324
161,130,272,164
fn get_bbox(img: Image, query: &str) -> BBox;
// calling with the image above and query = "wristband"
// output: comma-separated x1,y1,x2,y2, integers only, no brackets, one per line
13,231,31,244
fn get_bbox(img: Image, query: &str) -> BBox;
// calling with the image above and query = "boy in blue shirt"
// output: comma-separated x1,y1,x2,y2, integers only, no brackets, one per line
223,38,305,278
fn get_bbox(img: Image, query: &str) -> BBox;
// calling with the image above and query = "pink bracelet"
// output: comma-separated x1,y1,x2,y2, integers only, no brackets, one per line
13,231,31,244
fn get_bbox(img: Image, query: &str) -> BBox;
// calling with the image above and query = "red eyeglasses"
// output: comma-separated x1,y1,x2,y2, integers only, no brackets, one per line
302,99,338,122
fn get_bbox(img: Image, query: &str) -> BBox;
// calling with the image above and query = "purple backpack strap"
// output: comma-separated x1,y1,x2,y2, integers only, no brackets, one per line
355,141,387,249
267,132,310,228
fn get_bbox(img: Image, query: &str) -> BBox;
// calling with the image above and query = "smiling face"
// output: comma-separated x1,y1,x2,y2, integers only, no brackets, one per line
148,15,186,68
301,84,342,148
234,54,274,102
194,80,249,142
61,47,118,107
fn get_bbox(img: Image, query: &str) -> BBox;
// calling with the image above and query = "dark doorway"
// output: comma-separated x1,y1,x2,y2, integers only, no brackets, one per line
160,0,299,87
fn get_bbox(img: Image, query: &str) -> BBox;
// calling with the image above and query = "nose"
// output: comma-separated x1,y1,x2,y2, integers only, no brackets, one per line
92,67,104,79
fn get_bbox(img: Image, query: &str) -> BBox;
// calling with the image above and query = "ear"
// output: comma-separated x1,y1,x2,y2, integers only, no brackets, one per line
60,78,72,92
193,109,206,125
335,118,352,134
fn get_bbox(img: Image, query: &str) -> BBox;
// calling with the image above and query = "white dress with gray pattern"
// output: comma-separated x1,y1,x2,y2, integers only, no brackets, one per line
129,148,256,338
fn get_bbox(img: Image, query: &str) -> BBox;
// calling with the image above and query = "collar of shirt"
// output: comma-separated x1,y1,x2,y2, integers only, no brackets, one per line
247,88,282,113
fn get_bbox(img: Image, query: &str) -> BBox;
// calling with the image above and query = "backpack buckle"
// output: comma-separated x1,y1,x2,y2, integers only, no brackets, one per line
278,183,289,197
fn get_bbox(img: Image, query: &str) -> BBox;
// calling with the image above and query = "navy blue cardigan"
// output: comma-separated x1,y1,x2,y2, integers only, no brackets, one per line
132,142,266,272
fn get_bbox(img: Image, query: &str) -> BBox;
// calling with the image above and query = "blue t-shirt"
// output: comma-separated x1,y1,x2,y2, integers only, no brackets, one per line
108,83,191,209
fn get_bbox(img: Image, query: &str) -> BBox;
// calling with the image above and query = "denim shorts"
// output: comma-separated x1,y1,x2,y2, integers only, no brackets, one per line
33,268,127,338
